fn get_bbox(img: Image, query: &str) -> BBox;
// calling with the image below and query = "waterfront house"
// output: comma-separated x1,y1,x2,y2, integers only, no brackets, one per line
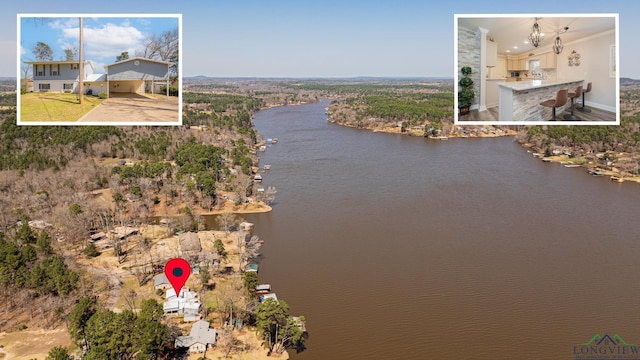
111,226,139,240
175,320,217,353
164,288,201,316
153,273,172,290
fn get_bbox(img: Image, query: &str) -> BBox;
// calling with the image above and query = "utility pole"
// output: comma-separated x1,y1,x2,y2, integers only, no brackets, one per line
78,17,84,104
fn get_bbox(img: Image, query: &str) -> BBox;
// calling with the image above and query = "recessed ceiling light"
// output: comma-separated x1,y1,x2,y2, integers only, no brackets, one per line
506,50,510,53
524,41,529,44
541,33,545,37
513,46,518,49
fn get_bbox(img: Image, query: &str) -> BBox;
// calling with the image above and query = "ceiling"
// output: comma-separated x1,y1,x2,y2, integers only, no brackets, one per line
458,15,615,55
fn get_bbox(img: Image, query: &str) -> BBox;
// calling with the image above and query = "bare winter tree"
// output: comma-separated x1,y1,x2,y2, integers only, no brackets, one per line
219,212,238,234
238,235,262,269
136,28,179,76
217,329,237,358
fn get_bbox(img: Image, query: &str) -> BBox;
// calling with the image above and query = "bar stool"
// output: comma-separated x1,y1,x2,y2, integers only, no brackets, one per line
578,82,592,113
563,85,583,120
540,89,568,121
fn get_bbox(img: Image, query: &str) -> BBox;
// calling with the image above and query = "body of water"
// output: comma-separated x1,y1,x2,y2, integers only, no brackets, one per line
241,99,640,359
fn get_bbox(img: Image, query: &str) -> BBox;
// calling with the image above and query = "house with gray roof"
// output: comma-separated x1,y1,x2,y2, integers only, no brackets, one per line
26,57,170,97
175,320,217,353
153,273,172,290
105,57,171,96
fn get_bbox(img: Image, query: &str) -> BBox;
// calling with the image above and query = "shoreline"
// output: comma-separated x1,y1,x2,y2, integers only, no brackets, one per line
328,118,639,183
327,117,517,139
520,142,640,184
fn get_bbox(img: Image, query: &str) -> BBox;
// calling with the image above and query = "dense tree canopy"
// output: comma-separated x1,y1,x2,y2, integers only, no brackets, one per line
79,299,170,359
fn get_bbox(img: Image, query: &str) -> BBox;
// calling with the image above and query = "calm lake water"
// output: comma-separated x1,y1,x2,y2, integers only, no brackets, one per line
240,99,640,359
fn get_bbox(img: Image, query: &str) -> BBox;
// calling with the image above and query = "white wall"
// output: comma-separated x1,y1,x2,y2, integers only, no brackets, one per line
556,29,616,112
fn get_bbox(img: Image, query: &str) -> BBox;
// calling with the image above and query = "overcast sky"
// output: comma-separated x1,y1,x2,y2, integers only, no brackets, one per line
2,0,639,78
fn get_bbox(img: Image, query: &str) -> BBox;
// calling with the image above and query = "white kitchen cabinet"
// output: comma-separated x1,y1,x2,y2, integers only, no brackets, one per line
488,58,506,78
519,58,527,71
544,52,557,68
486,41,497,67
485,79,503,108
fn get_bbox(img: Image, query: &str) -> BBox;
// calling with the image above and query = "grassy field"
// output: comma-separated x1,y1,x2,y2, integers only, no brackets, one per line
20,92,104,121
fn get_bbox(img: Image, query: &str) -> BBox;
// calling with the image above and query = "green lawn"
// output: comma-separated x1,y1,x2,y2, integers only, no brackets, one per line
20,92,104,121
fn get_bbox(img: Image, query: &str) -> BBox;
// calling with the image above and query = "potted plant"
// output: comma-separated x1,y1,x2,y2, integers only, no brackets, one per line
458,66,475,115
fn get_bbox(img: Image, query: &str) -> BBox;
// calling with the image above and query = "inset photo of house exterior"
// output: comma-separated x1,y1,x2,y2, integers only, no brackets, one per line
18,14,182,125
455,14,618,125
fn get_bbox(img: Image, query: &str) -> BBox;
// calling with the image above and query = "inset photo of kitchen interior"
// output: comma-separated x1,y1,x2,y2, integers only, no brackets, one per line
455,14,618,124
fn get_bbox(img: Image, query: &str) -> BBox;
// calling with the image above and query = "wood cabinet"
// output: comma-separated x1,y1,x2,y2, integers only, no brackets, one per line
486,41,497,67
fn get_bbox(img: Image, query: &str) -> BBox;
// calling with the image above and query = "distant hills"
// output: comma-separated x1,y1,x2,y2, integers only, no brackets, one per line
184,76,453,81
621,77,640,85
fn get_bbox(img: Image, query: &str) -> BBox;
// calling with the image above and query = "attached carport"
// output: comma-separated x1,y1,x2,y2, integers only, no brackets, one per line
105,57,171,97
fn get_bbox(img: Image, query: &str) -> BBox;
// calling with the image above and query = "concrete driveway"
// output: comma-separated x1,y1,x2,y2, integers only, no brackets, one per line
78,93,180,123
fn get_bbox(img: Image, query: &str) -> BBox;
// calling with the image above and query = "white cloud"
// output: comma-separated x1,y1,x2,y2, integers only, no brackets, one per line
48,18,79,30
20,46,26,55
60,23,145,61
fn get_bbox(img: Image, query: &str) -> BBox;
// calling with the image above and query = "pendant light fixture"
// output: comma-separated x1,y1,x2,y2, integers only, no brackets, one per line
553,26,569,55
553,35,564,54
528,17,544,47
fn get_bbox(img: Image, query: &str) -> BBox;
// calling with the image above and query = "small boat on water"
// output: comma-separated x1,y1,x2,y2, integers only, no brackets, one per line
564,164,581,168
258,145,267,152
266,138,273,144
541,157,552,162
263,164,271,170
588,169,604,176
255,284,271,295
271,138,278,144
610,176,624,183
532,153,541,158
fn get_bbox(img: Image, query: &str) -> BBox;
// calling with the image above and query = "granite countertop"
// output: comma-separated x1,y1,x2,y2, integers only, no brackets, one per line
486,78,506,81
498,79,583,91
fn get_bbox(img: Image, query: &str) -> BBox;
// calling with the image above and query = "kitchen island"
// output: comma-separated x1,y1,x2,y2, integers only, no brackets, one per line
498,79,584,121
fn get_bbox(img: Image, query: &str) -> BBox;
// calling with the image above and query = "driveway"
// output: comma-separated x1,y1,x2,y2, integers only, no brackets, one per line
78,93,180,123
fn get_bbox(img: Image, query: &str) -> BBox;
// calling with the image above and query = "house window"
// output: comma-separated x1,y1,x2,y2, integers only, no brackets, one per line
39,83,51,90
37,71,44,76
52,71,58,76
63,83,73,90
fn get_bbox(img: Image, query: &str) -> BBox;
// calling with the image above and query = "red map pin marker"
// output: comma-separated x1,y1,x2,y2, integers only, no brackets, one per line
164,258,191,295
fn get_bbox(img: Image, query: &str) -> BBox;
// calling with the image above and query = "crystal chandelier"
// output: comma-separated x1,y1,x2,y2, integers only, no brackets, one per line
528,17,544,47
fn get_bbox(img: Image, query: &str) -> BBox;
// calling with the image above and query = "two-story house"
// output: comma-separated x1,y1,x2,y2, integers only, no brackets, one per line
26,60,97,93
